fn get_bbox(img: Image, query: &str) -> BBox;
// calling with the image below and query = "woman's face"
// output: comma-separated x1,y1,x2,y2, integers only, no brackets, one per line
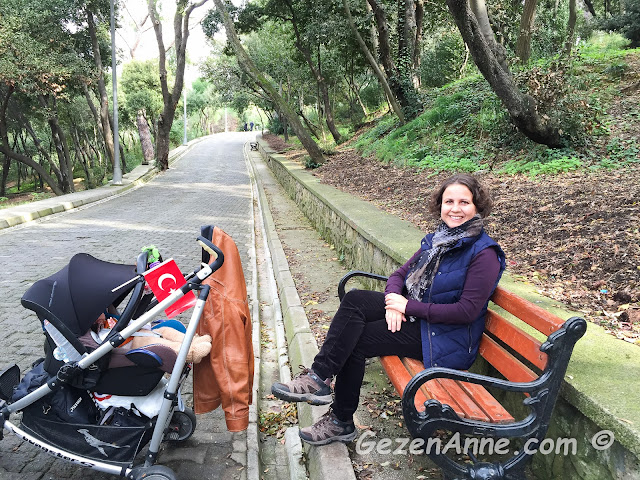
440,183,477,228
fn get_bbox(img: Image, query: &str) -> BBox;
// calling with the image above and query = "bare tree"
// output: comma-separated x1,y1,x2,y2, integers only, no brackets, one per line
148,0,208,171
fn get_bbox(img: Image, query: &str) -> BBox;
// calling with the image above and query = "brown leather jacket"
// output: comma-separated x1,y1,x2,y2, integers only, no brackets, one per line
193,226,254,432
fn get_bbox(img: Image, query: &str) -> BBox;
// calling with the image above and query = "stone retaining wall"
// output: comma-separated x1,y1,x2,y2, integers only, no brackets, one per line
258,140,640,480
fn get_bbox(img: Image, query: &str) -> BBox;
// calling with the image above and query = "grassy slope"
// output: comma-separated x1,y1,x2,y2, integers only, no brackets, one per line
349,44,640,177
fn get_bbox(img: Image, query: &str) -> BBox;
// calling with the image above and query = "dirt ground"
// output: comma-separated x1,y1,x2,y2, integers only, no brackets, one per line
262,133,640,345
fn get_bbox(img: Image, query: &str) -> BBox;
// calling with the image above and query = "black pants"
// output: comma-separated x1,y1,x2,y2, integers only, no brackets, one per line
311,289,422,422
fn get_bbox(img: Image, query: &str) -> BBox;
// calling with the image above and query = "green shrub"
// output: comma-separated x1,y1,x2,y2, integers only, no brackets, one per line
598,2,640,48
605,138,640,164
304,155,321,169
499,149,583,176
603,61,629,79
581,31,632,58
412,154,487,176
420,29,468,88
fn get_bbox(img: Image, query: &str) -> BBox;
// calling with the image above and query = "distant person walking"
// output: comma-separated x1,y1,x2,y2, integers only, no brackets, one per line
250,122,254,131
243,122,248,131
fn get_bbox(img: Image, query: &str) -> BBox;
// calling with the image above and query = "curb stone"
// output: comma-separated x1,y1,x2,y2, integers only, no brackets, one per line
245,142,263,480
247,144,357,480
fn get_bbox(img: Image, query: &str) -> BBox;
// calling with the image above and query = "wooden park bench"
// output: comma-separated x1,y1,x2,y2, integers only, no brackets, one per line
338,271,587,480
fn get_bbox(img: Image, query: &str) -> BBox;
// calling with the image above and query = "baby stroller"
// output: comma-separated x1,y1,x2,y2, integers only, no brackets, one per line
0,232,224,480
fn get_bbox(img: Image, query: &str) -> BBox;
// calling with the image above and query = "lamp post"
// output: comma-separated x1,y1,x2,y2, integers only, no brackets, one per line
110,0,123,185
183,88,188,145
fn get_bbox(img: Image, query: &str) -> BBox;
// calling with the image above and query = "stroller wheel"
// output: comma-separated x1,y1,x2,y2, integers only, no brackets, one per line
130,465,177,480
164,408,197,442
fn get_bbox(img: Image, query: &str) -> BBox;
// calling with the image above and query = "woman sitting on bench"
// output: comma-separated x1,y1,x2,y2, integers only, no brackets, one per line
271,173,506,445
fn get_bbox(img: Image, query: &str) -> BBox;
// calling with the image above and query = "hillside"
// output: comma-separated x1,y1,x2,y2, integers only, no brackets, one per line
263,50,640,344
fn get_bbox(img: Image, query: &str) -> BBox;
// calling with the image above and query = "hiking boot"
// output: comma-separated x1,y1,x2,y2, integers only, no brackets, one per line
298,409,357,445
271,368,332,405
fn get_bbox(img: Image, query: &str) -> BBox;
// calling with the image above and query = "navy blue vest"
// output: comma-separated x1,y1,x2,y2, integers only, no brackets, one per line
411,230,505,370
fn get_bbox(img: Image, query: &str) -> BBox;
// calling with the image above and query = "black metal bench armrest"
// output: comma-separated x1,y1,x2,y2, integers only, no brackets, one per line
401,316,586,479
338,270,389,300
403,316,586,436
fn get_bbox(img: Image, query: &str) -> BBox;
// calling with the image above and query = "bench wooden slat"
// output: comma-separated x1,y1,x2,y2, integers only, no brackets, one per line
479,334,538,383
455,381,514,424
404,358,513,423
492,286,564,336
485,310,547,371
404,358,489,421
435,379,491,422
379,356,430,412
402,358,467,419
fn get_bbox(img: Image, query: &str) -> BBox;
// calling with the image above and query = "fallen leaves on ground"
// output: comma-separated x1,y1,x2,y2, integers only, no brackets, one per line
258,403,298,438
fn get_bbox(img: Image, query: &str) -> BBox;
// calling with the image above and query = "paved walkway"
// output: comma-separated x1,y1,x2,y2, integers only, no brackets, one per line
0,133,257,479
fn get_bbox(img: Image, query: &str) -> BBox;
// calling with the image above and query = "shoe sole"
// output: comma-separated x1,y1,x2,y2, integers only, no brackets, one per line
271,385,332,405
299,429,357,446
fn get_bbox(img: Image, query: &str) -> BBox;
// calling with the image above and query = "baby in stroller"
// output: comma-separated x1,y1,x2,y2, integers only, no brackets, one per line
0,233,225,480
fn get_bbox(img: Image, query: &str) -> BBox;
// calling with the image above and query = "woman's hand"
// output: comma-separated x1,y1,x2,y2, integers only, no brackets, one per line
385,293,409,332
385,308,405,333
385,293,408,314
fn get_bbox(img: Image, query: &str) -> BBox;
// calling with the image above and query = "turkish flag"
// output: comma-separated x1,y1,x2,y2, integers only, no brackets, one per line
143,258,197,318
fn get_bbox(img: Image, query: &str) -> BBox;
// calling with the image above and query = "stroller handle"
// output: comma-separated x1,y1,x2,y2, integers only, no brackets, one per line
196,236,224,278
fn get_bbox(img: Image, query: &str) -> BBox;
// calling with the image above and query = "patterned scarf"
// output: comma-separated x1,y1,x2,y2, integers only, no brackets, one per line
405,215,484,302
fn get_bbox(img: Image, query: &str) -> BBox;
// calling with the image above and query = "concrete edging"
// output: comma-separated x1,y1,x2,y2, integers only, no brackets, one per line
247,146,357,480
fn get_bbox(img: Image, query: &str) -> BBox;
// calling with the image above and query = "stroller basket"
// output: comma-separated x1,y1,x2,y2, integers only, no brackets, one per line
21,413,152,467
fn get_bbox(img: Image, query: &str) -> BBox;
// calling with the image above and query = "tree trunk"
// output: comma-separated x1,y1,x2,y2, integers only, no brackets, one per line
148,0,208,171
516,0,539,63
109,113,127,174
365,0,379,59
344,0,405,124
86,8,116,169
16,113,64,187
298,109,320,139
39,95,74,193
368,0,419,119
85,131,106,184
137,111,155,164
284,0,341,144
0,143,64,196
1,150,9,197
582,0,597,17
447,0,562,146
0,86,14,197
564,0,577,54
344,73,368,118
212,0,325,164
399,0,419,87
414,0,424,87
469,0,509,72
72,128,94,189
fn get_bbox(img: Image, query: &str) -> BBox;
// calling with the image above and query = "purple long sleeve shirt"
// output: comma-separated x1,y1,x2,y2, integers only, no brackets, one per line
384,247,501,325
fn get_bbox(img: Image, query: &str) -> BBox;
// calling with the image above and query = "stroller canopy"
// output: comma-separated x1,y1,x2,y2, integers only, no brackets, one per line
21,254,137,336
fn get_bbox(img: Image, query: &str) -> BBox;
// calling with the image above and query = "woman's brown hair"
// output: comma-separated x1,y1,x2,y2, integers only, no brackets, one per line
428,174,493,218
